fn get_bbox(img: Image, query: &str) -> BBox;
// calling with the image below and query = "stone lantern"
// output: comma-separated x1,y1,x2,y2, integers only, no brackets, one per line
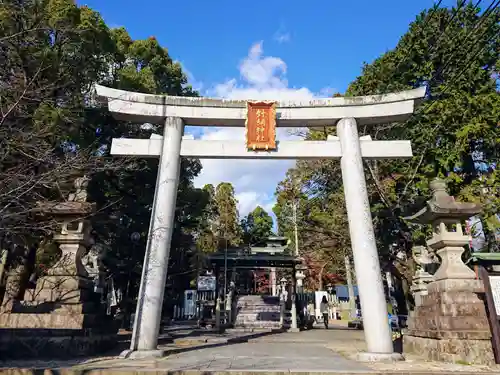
403,178,494,365
0,176,117,358
279,277,288,298
295,264,307,293
33,176,97,303
405,178,480,282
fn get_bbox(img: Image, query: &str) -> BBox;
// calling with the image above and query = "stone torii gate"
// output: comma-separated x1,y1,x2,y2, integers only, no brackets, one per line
95,84,426,360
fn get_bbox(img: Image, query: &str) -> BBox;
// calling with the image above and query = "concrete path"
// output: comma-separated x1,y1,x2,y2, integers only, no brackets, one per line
1,325,500,374
151,341,366,372
68,327,369,372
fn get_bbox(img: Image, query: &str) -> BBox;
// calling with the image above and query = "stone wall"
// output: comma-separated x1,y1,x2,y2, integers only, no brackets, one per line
0,329,117,359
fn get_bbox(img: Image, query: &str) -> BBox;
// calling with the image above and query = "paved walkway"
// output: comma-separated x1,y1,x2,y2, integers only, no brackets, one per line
113,341,366,372
1,325,500,374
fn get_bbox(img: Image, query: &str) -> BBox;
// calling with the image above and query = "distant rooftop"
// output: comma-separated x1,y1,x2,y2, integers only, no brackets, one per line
252,236,289,247
250,236,289,254
207,252,299,269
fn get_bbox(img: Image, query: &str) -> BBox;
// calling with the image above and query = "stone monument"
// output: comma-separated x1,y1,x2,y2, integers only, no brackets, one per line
0,176,117,358
410,245,437,307
403,178,493,364
82,242,108,295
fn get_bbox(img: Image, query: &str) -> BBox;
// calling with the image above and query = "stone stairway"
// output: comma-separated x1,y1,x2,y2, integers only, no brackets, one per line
234,295,283,330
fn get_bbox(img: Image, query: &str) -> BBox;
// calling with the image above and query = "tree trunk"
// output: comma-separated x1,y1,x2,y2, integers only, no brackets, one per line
318,263,326,290
1,244,35,307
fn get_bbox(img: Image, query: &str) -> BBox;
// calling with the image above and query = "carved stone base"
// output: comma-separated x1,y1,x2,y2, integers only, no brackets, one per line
404,335,494,365
0,308,118,358
0,311,109,330
0,272,118,358
404,278,494,364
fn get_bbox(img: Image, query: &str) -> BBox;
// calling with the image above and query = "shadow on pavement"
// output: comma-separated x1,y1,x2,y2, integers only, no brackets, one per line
104,325,284,357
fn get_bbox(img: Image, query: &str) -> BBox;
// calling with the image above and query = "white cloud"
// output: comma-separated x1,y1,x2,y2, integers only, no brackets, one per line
274,32,291,44
273,23,291,44
192,127,298,220
236,191,275,219
193,41,330,223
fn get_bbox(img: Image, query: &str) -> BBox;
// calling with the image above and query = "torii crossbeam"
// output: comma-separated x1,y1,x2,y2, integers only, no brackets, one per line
110,135,412,159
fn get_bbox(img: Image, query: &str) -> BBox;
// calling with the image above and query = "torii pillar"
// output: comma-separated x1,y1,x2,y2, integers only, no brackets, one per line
95,84,426,361
338,118,395,360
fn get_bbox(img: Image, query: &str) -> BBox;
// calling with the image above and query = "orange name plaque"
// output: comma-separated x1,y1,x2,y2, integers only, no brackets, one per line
246,101,277,150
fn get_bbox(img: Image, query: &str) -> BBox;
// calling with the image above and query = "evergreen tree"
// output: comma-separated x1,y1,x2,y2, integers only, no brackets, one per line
0,0,208,305
214,182,242,249
274,1,499,293
241,206,274,245
195,184,219,253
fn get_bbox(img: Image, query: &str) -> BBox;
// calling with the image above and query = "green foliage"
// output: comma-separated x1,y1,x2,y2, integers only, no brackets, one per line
273,168,350,289
0,0,207,303
85,24,205,295
274,2,500,292
213,182,242,248
1,0,114,237
195,184,219,253
194,182,243,254
344,1,499,251
241,206,274,245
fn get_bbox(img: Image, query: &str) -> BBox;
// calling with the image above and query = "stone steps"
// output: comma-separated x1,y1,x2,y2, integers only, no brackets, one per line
234,295,283,329
237,307,281,311
234,321,282,329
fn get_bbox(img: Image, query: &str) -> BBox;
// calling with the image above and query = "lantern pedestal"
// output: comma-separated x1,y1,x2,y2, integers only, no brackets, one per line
403,179,492,365
0,185,118,359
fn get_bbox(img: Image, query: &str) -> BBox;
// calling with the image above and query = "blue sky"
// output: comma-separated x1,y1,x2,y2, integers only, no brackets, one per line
80,0,457,94
79,0,459,220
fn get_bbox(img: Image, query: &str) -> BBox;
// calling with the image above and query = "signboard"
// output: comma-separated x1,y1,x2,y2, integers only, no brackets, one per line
489,275,500,315
197,275,216,291
246,101,277,150
184,290,197,317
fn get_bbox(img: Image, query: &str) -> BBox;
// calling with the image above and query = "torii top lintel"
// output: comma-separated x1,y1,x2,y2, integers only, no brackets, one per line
94,85,426,127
